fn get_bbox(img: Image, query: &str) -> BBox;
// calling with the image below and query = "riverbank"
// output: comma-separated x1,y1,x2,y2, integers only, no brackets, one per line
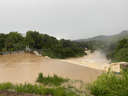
0,90,49,96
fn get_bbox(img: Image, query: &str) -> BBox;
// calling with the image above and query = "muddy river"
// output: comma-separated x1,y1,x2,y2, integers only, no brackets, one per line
0,52,103,84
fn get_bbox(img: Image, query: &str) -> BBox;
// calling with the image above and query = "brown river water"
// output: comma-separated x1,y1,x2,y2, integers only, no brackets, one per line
0,52,104,84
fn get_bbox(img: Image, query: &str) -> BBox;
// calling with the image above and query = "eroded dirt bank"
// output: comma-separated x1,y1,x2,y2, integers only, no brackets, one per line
0,53,103,84
0,90,52,96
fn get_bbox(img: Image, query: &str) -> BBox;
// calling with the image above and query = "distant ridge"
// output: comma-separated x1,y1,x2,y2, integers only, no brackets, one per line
76,30,128,42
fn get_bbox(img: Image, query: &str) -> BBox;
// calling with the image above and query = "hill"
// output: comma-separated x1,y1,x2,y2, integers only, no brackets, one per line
76,30,128,42
107,34,128,42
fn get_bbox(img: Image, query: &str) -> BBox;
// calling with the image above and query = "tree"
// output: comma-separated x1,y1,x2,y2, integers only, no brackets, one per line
25,31,45,49
63,47,76,57
0,33,6,52
6,37,14,54
7,32,24,44
116,39,127,51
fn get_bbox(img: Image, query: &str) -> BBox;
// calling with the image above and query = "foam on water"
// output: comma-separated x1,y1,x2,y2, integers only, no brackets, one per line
61,51,125,72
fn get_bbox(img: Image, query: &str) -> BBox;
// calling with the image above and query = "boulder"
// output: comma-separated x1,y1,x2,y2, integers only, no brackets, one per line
120,63,128,71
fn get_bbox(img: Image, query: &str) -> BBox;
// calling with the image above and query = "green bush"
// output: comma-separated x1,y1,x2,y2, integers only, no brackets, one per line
112,48,128,62
42,47,86,59
106,51,116,60
0,82,14,90
42,48,62,59
0,82,80,96
106,39,128,62
36,73,69,86
90,69,128,96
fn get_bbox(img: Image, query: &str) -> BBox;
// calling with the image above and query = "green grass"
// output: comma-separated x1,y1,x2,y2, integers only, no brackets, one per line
0,73,91,96
89,69,128,96
0,82,80,96
2,71,128,96
36,73,69,86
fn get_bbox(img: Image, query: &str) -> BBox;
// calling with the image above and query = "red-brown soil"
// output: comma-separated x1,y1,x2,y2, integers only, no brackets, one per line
0,90,53,96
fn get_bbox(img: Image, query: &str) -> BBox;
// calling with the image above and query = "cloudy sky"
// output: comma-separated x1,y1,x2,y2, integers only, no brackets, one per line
0,0,128,40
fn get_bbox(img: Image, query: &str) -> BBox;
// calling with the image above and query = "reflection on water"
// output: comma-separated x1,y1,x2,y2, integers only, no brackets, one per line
0,53,103,84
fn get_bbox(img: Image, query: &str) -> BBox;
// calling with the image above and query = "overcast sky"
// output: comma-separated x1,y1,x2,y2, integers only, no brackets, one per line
0,0,128,40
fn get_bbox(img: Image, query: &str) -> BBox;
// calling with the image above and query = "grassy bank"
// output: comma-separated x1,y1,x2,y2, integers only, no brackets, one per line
0,73,91,96
36,73,69,86
1,70,127,96
89,69,128,96
0,82,80,96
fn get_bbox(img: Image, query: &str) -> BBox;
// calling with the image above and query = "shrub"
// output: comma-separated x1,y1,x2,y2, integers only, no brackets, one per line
0,82,80,96
90,69,128,96
112,48,128,62
36,73,69,86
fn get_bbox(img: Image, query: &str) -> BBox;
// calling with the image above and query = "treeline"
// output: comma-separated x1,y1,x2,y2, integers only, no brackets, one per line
0,32,25,52
90,39,128,62
0,31,86,58
76,40,117,54
80,39,128,62
106,39,128,62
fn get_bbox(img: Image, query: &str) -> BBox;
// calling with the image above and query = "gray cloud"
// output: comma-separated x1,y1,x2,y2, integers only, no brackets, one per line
0,0,128,40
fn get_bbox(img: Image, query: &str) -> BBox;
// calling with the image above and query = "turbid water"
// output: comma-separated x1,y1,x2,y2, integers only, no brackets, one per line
62,51,124,72
0,53,103,84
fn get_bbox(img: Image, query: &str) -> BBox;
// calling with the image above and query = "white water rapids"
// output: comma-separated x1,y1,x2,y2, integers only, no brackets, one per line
61,51,126,72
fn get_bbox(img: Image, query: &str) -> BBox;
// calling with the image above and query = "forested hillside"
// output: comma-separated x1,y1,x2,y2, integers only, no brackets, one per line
106,39,128,62
0,31,87,59
76,30,128,42
81,38,128,63
75,30,128,63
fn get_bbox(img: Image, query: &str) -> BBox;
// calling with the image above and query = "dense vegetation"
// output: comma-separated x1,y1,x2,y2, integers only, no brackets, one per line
0,32,25,53
77,38,128,63
90,69,128,96
106,39,128,62
1,71,128,96
82,38,128,63
0,82,81,96
79,37,128,63
36,73,69,86
76,40,118,54
1,30,127,60
0,74,90,96
0,31,86,58
76,30,128,61
75,30,128,62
